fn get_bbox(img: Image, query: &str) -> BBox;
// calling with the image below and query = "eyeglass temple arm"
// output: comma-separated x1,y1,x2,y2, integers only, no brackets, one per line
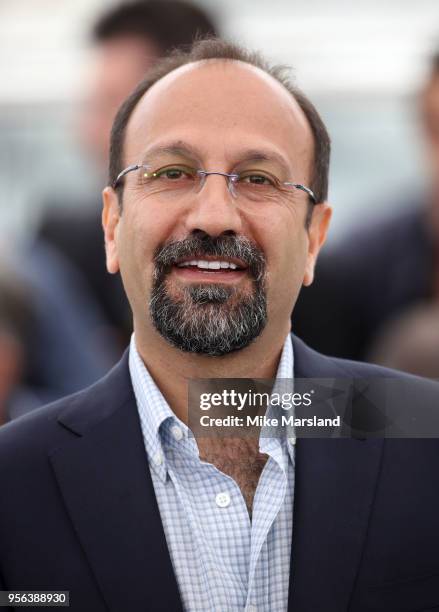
113,164,141,189
283,182,317,204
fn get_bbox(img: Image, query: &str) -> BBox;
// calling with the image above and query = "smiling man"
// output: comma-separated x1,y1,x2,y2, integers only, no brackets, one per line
102,46,330,426
0,40,439,612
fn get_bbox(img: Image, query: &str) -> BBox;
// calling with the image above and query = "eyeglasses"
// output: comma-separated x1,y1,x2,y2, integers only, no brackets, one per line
112,163,317,205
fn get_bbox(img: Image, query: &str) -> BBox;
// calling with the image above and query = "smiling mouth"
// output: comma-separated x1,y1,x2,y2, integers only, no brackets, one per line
170,257,248,285
174,257,247,272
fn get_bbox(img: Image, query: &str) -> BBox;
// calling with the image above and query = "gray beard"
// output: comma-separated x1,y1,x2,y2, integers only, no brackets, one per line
149,235,267,356
149,279,267,356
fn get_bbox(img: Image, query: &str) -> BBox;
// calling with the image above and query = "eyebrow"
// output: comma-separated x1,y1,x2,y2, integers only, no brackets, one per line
140,141,292,174
233,149,291,174
140,141,201,165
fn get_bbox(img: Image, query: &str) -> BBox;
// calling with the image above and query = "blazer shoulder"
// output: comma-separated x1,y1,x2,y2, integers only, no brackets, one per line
0,394,78,473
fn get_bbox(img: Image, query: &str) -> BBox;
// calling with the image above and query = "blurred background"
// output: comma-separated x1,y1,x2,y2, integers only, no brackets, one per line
1,0,439,424
1,0,439,242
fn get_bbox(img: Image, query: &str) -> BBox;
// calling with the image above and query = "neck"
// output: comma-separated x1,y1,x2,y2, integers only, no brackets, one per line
134,322,290,423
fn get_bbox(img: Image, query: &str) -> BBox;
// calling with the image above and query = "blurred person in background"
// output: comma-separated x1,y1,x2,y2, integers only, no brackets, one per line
292,49,439,377
0,265,38,424
15,0,219,412
367,302,439,377
1,240,119,423
36,0,218,351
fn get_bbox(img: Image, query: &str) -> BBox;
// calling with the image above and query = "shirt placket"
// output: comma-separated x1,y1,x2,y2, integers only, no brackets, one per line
245,441,288,611
165,436,252,611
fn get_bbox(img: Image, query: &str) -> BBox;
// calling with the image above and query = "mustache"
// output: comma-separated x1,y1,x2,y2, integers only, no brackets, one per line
153,234,266,282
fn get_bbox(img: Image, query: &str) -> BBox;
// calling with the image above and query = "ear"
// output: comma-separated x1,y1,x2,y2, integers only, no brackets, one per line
102,186,121,274
303,202,332,286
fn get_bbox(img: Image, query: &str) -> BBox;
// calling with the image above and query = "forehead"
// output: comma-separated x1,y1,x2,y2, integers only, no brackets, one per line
124,60,314,170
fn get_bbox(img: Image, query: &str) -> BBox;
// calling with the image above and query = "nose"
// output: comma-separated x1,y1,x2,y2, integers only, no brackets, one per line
183,172,244,238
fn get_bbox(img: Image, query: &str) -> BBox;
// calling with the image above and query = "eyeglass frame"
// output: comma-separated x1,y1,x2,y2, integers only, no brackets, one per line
112,163,318,205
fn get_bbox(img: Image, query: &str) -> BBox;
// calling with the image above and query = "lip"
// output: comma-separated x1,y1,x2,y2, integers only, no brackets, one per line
172,265,247,284
174,255,248,270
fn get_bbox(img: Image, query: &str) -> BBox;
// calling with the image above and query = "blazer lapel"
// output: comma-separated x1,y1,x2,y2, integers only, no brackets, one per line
288,336,384,611
49,354,183,612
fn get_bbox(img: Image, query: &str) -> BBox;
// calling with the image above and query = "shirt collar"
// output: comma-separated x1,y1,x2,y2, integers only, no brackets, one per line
260,335,296,469
129,333,294,481
129,336,181,482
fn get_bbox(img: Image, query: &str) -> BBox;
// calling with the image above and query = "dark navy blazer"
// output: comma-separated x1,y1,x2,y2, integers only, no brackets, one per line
1,336,439,611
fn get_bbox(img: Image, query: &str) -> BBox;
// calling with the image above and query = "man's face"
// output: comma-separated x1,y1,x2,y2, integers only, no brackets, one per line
103,60,331,354
79,36,159,169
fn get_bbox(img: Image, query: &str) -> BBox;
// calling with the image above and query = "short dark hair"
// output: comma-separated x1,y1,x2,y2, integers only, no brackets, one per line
109,38,331,208
92,0,218,56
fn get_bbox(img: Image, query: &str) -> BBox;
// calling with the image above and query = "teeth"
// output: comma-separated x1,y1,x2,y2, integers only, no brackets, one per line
177,259,241,270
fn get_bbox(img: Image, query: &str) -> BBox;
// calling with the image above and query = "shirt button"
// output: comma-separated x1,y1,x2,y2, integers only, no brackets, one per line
247,605,257,612
153,451,163,466
215,492,231,508
171,425,183,441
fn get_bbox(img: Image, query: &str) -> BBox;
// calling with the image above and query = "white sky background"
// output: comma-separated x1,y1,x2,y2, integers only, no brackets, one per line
1,0,439,241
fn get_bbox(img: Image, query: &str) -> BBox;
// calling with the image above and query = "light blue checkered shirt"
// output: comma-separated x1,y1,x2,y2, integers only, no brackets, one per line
129,334,295,612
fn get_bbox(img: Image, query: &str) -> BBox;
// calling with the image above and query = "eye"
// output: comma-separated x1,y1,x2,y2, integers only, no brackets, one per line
237,171,277,187
150,165,196,181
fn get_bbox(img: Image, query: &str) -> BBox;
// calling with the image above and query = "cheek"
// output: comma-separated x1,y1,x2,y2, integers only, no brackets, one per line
258,203,308,270
262,218,309,310
117,205,172,306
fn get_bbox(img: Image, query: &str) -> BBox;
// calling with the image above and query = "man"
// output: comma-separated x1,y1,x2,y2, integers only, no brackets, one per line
292,50,439,371
1,40,439,611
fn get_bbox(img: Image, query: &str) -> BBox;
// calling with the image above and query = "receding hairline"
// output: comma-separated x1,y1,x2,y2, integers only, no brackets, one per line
141,56,300,99
124,57,313,159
